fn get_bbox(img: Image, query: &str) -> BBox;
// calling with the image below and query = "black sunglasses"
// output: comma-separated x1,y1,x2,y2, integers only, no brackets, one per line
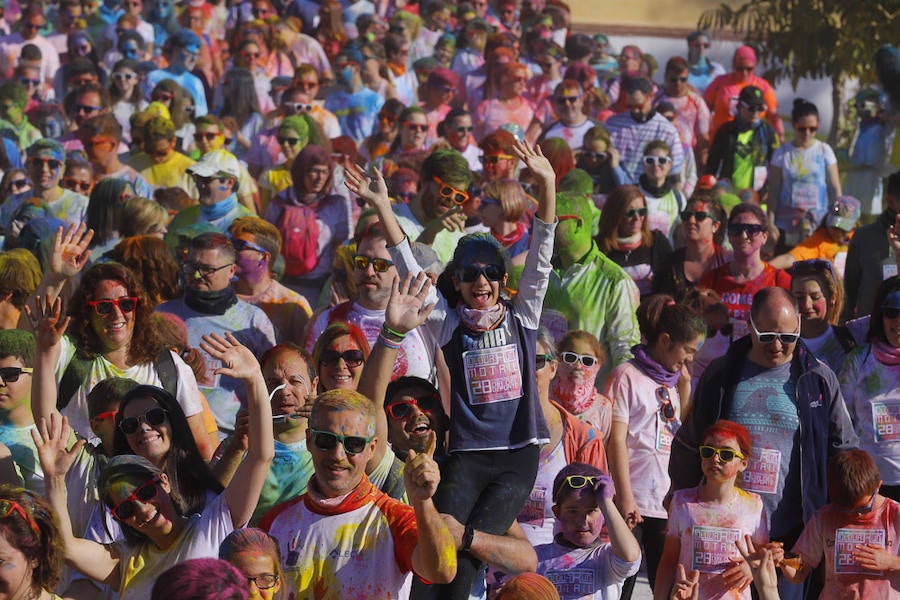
625,207,648,218
0,367,32,383
320,349,365,368
581,151,608,161
119,407,168,435
309,429,372,455
456,264,505,283
535,353,553,369
657,387,675,421
707,323,733,338
727,223,767,237
680,210,714,222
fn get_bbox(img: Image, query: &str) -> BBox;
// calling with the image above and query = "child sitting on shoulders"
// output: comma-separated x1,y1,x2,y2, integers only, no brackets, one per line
782,449,900,598
534,462,641,599
655,419,768,600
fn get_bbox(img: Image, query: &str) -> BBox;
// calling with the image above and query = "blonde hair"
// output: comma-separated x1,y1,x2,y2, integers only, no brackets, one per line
310,389,376,437
120,197,169,238
482,179,527,222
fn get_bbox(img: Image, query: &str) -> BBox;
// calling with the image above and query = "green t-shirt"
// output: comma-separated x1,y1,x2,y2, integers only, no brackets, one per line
732,128,756,190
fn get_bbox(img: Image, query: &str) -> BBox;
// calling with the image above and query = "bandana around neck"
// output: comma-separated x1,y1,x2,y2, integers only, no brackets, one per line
458,302,506,332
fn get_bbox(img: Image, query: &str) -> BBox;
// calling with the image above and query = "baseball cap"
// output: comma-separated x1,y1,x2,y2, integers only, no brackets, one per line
187,149,241,179
738,85,765,109
826,195,861,232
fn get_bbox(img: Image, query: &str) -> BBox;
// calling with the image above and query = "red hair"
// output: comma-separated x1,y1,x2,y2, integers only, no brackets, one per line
702,420,751,457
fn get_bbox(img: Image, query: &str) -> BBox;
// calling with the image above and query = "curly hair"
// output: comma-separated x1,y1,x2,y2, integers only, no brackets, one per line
0,485,65,592
108,236,180,306
68,261,165,364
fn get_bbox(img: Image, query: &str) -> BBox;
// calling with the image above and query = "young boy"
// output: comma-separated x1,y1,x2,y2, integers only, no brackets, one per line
534,462,642,599
0,329,36,487
783,449,900,597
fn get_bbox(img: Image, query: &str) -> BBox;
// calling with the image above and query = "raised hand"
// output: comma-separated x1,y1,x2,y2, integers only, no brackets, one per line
26,293,69,348
344,164,390,208
593,473,616,502
50,223,93,279
670,564,699,600
200,333,261,381
735,535,780,595
385,273,435,335
512,138,555,186
31,413,85,479
404,429,440,503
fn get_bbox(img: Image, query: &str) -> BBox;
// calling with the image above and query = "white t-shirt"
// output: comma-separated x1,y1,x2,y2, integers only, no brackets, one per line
114,492,234,599
55,335,203,445
607,361,681,519
518,439,566,546
535,540,641,600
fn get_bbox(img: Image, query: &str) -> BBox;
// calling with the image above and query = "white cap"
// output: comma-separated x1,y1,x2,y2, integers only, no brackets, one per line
187,149,241,179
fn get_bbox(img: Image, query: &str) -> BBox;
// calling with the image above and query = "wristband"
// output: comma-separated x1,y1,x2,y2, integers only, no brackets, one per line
377,332,402,350
382,325,407,340
461,524,475,553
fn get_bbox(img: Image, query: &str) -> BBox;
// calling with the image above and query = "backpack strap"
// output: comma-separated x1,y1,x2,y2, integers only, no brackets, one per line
832,325,858,354
155,348,179,397
57,352,93,411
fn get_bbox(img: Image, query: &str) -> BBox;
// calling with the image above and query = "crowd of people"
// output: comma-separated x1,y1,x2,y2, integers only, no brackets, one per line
0,0,896,597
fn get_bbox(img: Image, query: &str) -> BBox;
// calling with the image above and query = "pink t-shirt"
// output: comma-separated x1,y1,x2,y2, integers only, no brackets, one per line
793,497,900,599
607,361,681,519
668,487,768,600
474,97,536,141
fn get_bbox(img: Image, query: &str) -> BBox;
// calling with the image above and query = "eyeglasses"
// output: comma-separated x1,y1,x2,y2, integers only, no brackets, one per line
91,409,118,422
27,157,62,171
320,349,365,368
691,42,710,49
63,178,92,193
456,264,505,283
707,323,734,338
386,395,441,420
560,352,597,367
0,499,40,535
283,102,312,113
241,52,262,59
454,125,474,133
883,307,900,320
403,122,428,132
0,367,32,383
625,207,648,219
643,155,671,166
735,66,754,72
727,223,767,238
18,77,40,86
562,475,597,490
195,132,221,141
232,238,268,254
657,387,676,421
796,126,818,134
277,136,301,147
246,574,279,590
74,103,102,115
739,101,766,113
181,262,234,278
748,314,801,345
378,112,397,123
87,296,138,315
581,151,608,161
699,445,745,462
110,476,160,521
840,492,878,515
680,210,714,222
432,175,469,205
119,407,168,435
669,76,688,83
535,353,553,369
152,91,174,102
22,22,43,30
9,179,28,190
353,254,394,273
480,154,515,165
86,136,116,148
309,429,373,455
555,95,579,105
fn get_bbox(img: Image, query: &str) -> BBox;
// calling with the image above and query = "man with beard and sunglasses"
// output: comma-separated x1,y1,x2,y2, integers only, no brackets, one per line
306,223,437,382
157,232,275,437
670,286,857,600
260,386,458,598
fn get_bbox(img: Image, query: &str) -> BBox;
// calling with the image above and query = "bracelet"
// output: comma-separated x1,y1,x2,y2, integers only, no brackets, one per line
461,524,475,553
382,326,407,340
377,332,402,350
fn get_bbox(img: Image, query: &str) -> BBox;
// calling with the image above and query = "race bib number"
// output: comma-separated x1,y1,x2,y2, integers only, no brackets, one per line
883,263,898,281
792,182,820,211
692,526,742,573
519,487,546,528
545,569,596,596
462,344,523,405
741,448,781,494
872,399,900,443
656,412,677,453
834,528,885,575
